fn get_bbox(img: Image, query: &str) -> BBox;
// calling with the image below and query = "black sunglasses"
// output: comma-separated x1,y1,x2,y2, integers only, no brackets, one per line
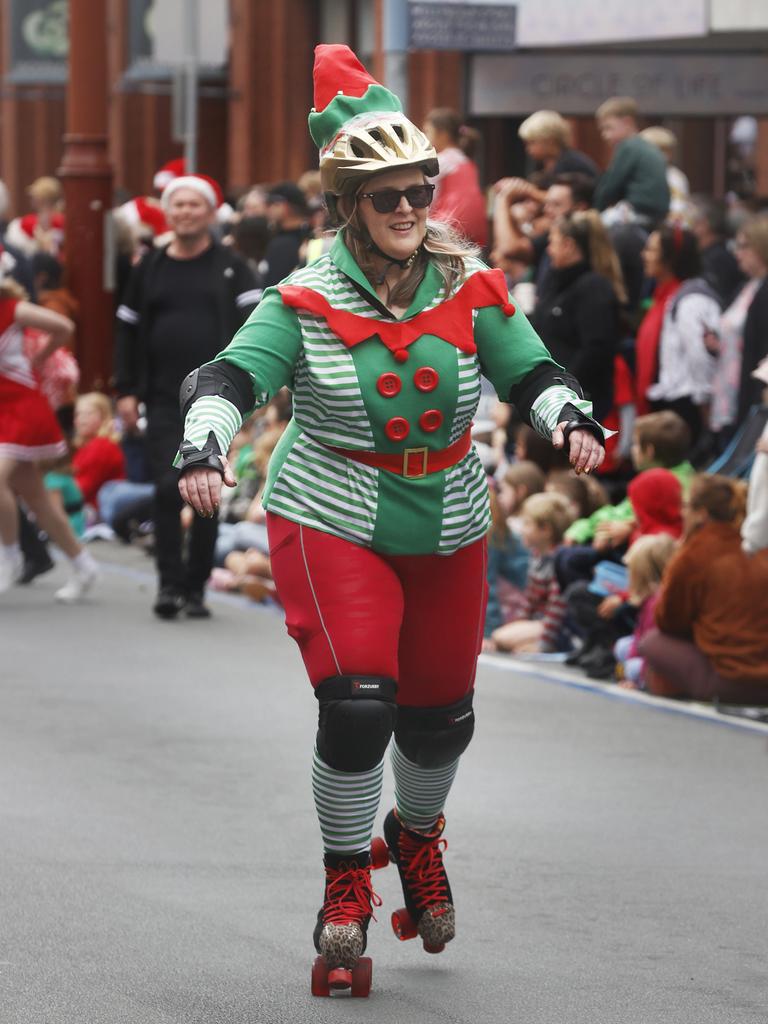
358,183,435,214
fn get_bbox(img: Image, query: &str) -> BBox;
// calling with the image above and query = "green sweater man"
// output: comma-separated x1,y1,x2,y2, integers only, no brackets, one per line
594,98,670,224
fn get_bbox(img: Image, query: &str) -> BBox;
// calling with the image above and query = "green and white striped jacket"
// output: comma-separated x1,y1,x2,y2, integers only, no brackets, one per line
182,233,593,555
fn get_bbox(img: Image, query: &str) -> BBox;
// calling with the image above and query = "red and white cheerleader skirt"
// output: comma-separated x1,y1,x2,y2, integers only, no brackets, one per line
0,375,67,461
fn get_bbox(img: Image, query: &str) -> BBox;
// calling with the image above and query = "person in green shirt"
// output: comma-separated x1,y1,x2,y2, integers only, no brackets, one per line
557,410,694,590
594,96,670,228
44,466,86,537
175,44,607,996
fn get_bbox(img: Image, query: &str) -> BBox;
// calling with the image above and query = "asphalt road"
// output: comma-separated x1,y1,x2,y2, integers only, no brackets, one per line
1,545,766,1024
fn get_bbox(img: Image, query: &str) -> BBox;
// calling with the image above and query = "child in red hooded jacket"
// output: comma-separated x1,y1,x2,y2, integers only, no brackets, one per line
563,468,683,678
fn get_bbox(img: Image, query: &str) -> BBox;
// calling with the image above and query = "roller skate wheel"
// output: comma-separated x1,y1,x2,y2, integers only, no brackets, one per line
370,837,390,869
423,941,446,954
327,967,353,991
311,956,330,997
391,907,418,941
350,956,372,997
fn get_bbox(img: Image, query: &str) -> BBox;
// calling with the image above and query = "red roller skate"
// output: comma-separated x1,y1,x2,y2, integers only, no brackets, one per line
376,809,455,954
310,851,382,997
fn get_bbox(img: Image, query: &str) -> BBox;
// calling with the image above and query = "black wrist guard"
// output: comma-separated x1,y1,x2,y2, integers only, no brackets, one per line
559,403,606,447
176,430,224,476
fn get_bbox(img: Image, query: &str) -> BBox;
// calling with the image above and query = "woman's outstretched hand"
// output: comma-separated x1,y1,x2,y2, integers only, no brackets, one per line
178,457,236,517
552,422,605,475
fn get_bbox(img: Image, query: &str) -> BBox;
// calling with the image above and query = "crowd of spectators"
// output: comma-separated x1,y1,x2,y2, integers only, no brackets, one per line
1,93,767,709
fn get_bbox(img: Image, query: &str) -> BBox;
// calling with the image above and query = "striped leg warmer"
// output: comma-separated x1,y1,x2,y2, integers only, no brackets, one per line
391,740,459,832
312,747,384,856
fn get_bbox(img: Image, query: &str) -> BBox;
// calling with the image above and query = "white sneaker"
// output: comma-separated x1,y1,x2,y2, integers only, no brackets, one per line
55,555,99,604
0,550,23,594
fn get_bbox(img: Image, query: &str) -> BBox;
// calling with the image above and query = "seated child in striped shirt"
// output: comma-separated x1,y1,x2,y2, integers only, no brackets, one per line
489,492,575,654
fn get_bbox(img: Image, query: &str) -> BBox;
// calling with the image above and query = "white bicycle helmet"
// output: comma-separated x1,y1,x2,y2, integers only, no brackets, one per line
320,111,438,196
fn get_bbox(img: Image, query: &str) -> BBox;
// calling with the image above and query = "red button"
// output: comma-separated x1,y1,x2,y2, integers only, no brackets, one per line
394,349,409,363
385,417,410,442
419,409,443,433
414,366,439,393
377,372,402,398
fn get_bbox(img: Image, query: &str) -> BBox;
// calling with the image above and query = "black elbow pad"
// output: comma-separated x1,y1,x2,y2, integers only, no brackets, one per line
507,364,584,422
179,361,255,420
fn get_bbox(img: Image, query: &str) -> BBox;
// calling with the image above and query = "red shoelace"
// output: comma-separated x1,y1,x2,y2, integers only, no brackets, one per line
399,834,450,911
323,864,382,926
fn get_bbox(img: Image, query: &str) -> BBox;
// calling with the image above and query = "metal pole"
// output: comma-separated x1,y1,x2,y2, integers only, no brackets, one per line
183,0,199,173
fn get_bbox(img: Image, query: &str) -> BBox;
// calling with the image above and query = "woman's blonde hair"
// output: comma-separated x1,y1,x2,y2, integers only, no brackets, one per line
74,391,120,445
624,533,677,604
337,177,481,309
739,214,768,269
556,210,627,304
518,110,571,148
640,126,677,160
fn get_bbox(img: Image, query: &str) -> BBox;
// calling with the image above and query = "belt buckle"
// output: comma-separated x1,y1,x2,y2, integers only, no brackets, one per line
403,446,428,479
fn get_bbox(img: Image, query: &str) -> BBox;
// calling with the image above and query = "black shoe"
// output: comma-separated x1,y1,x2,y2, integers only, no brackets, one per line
577,642,612,669
153,586,187,620
18,553,55,585
585,654,618,680
565,642,597,667
565,645,588,666
184,590,211,618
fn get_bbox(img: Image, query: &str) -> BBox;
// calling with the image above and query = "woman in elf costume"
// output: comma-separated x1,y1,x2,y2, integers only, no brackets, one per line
177,45,605,995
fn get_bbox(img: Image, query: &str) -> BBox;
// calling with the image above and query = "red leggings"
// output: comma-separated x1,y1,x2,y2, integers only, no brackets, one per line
266,513,488,708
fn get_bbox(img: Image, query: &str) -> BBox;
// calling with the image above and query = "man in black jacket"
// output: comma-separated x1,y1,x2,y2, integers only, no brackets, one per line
263,182,311,288
691,196,745,307
115,176,259,619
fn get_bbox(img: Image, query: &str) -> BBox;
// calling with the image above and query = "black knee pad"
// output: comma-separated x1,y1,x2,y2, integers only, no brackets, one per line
315,675,398,773
394,692,475,769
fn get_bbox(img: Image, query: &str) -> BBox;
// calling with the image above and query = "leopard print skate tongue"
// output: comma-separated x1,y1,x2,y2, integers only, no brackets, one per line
319,923,365,970
418,902,456,948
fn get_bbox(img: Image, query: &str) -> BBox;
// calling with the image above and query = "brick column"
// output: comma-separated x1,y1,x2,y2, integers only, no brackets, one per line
58,0,114,390
228,0,317,190
406,51,463,131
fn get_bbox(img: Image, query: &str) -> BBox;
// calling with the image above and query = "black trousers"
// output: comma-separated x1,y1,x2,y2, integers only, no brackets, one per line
554,543,626,591
565,580,637,650
146,407,218,593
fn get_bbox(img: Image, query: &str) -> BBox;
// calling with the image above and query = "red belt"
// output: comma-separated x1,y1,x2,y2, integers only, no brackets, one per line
325,427,472,479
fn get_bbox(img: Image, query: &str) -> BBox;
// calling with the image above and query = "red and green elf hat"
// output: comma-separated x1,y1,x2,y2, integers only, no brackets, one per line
309,44,437,197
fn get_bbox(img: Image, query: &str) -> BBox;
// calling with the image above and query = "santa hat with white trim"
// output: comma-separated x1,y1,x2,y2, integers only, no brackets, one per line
160,174,224,211
118,196,168,237
153,158,186,193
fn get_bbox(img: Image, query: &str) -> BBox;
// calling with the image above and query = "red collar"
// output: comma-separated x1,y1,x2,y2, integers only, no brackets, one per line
279,268,515,362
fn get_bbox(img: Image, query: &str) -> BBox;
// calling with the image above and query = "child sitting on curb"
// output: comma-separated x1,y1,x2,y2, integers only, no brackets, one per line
613,533,678,689
483,464,545,643
489,492,574,655
556,410,693,591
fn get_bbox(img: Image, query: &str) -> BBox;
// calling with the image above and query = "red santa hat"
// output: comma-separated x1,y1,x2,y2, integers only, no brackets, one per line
153,158,186,192
19,211,66,238
160,174,224,211
118,196,168,236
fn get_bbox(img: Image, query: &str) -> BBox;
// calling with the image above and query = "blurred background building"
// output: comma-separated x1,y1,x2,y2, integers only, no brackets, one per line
1,0,767,212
